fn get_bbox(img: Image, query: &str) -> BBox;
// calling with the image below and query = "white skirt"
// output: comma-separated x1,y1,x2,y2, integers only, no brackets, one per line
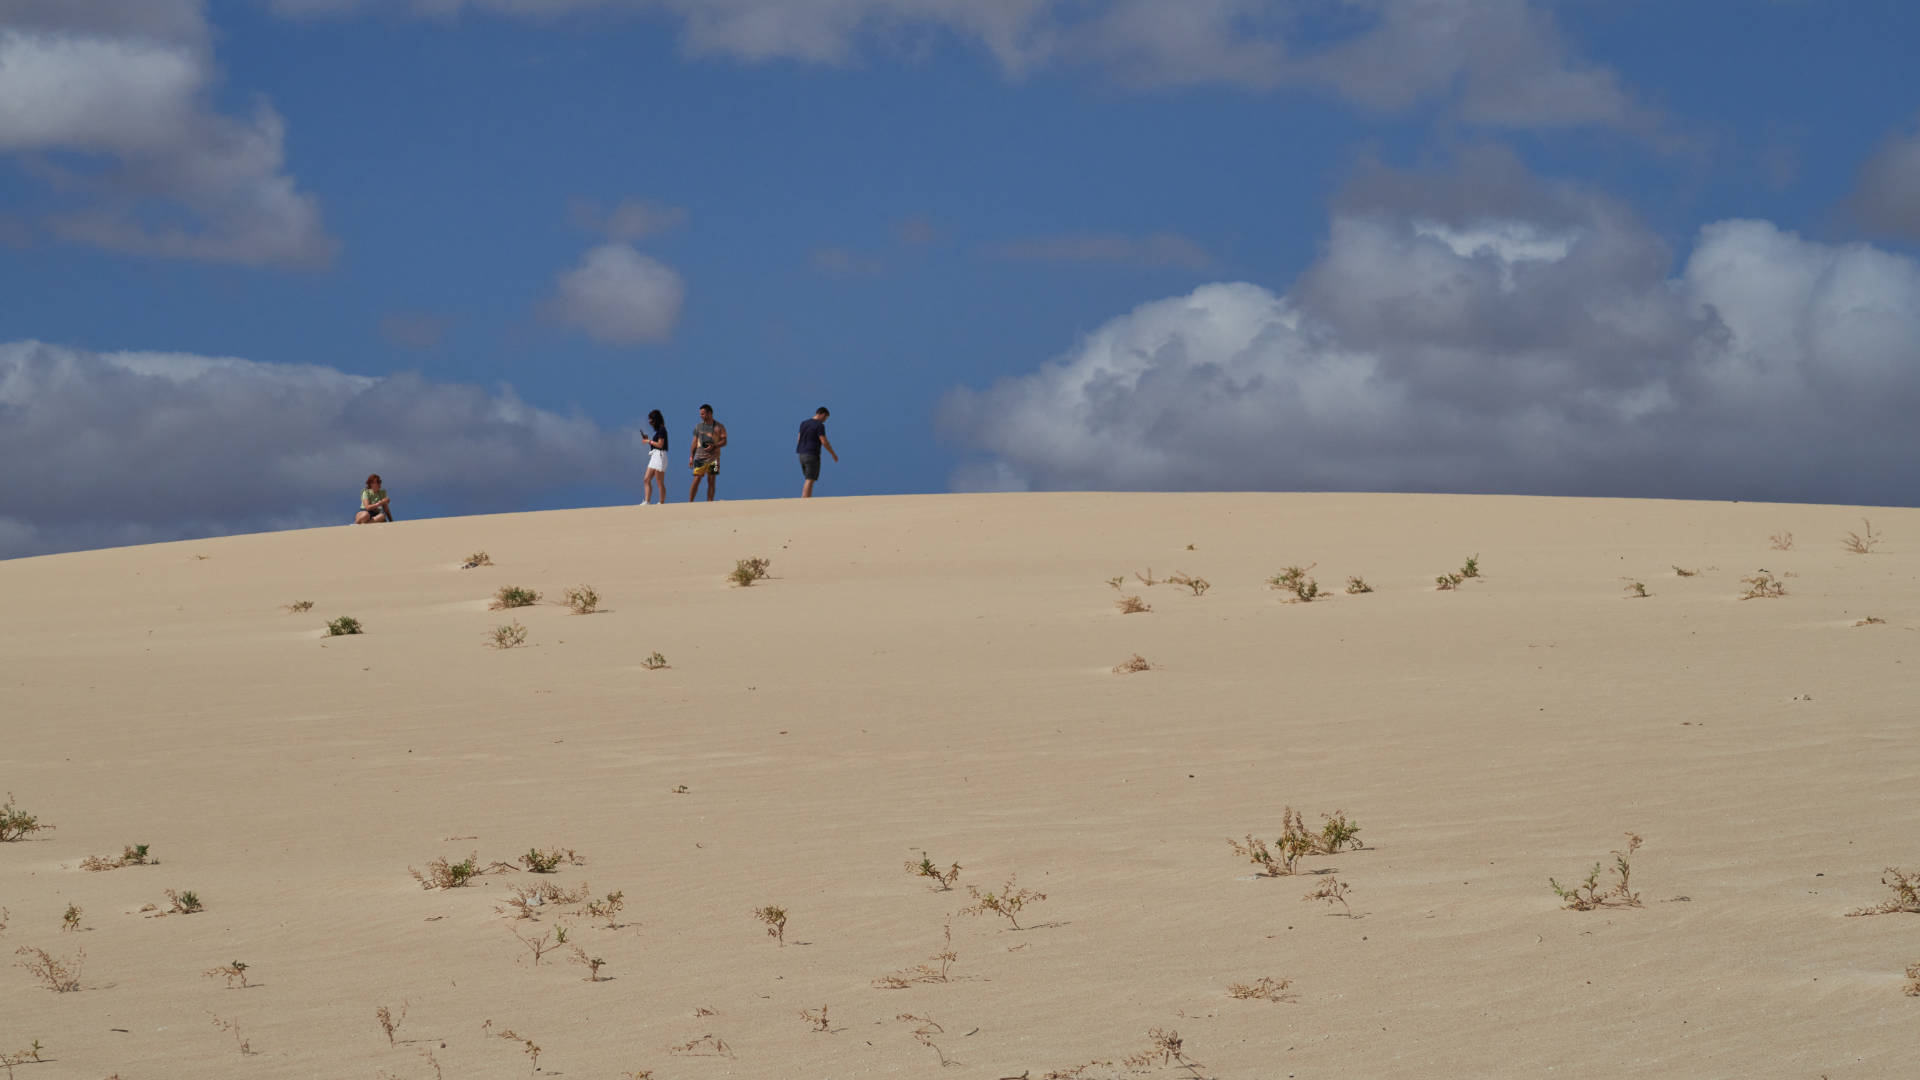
647,449,668,472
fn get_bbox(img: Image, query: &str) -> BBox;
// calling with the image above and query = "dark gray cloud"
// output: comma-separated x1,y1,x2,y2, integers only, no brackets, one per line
0,342,641,558
1851,113,1920,242
940,159,1920,506
0,0,334,266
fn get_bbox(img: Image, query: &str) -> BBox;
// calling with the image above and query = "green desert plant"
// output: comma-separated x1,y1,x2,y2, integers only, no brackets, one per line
1435,572,1463,590
325,616,363,636
166,889,203,914
753,905,788,944
570,945,607,982
1231,807,1360,876
1168,572,1210,596
1269,564,1320,602
60,904,80,933
488,621,528,649
1842,518,1884,554
1345,576,1373,594
641,651,669,669
1,795,48,842
728,558,772,587
961,876,1047,930
1739,573,1785,599
284,600,314,612
1115,594,1150,614
491,585,540,609
519,847,580,874
1550,834,1644,910
14,946,82,992
411,853,480,890
1459,554,1481,579
906,853,962,891
82,844,155,871
584,890,626,927
1846,868,1920,916
563,585,600,614
204,960,250,989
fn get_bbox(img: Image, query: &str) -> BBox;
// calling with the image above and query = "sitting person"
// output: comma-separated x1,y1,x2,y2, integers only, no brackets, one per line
355,474,392,523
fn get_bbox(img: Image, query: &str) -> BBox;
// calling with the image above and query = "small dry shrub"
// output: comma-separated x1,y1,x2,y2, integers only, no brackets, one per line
1855,616,1887,626
1230,808,1363,876
0,1042,47,1079
462,551,493,568
1134,568,1157,587
61,904,80,932
1168,572,1210,596
1227,975,1293,1002
487,621,528,649
799,1004,831,1032
961,876,1047,929
284,600,314,612
641,651,669,669
1,794,48,842
1345,576,1373,594
1846,868,1920,916
1672,565,1698,577
898,1014,952,1067
166,889,203,914
873,921,958,988
210,1014,254,1055
1624,581,1649,598
325,616,363,636
1842,518,1883,554
491,585,540,609
204,960,250,989
484,1024,541,1071
584,890,626,927
1112,653,1151,674
510,925,564,965
1905,961,1920,996
728,558,772,587
14,946,82,992
496,880,591,920
753,904,788,944
1739,573,1785,599
1123,1029,1195,1072
1270,564,1320,602
1115,594,1150,614
1551,834,1644,910
411,852,484,890
376,1002,408,1045
668,1035,734,1058
1104,575,1125,590
570,945,607,981
906,853,962,891
563,585,600,614
1303,876,1353,915
1769,531,1794,551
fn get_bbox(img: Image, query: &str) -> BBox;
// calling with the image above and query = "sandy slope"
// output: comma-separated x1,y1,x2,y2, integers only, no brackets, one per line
2,492,1916,1079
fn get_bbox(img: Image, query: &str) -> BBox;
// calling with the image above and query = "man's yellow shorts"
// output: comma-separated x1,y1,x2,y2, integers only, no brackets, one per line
691,460,719,477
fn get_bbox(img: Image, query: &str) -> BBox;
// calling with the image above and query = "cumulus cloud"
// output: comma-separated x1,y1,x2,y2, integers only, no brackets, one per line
995,231,1215,270
939,160,1920,505
0,0,334,266
0,341,640,558
1850,113,1920,242
543,243,685,344
263,0,1653,132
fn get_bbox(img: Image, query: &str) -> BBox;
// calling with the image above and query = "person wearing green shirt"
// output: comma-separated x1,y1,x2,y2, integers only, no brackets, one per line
356,474,392,524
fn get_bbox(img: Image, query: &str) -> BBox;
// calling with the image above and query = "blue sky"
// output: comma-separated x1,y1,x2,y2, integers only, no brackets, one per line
3,0,1919,556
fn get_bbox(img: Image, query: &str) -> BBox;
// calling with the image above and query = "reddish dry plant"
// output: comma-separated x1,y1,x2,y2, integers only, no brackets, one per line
1227,976,1294,1002
873,921,959,988
1303,877,1353,915
1769,530,1794,551
667,1035,734,1058
753,905,788,944
1116,594,1151,614
203,960,250,988
1846,868,1920,916
1550,834,1644,910
1230,808,1363,876
897,1014,953,1067
569,945,607,981
1841,519,1883,554
1122,1028,1195,1072
14,946,82,992
799,1005,832,1033
376,1002,408,1045
961,876,1047,930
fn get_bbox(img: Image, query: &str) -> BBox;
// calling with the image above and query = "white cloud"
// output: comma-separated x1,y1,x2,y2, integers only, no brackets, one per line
995,231,1215,270
262,0,1654,133
1851,113,1920,242
0,0,334,266
939,166,1920,505
0,341,641,558
544,243,685,344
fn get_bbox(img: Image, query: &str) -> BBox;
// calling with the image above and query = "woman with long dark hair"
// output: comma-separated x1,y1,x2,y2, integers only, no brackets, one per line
641,409,669,505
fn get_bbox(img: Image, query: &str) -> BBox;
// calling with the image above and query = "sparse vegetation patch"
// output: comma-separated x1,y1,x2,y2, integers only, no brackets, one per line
906,853,962,891
491,585,540,609
487,621,528,649
284,600,314,612
1842,519,1884,554
1345,576,1373,594
563,585,600,614
961,876,1047,929
1269,564,1321,602
1740,573,1786,599
1847,868,1920,916
1115,594,1150,614
1112,653,1151,674
0,795,47,842
325,616,363,636
1227,976,1294,1002
1550,834,1644,910
728,558,772,587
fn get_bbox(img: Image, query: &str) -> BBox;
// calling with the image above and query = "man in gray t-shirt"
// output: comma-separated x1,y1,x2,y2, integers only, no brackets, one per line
687,403,728,502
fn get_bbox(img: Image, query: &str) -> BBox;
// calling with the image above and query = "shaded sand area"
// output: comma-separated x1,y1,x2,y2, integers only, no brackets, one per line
3,493,1917,1079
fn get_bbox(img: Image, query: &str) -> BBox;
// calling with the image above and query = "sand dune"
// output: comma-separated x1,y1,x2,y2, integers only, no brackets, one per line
3,493,1916,1078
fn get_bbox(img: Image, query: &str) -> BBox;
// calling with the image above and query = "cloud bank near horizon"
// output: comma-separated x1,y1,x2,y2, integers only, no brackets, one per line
0,342,639,558
940,157,1920,506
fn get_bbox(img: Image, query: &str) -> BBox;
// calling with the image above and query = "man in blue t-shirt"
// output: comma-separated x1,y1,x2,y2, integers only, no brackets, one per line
795,407,838,497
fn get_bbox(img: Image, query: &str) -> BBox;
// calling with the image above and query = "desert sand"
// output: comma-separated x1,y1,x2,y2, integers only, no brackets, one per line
2,492,1916,1079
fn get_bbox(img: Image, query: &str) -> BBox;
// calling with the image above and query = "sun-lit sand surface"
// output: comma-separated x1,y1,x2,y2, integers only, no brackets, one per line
3,492,1916,1078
